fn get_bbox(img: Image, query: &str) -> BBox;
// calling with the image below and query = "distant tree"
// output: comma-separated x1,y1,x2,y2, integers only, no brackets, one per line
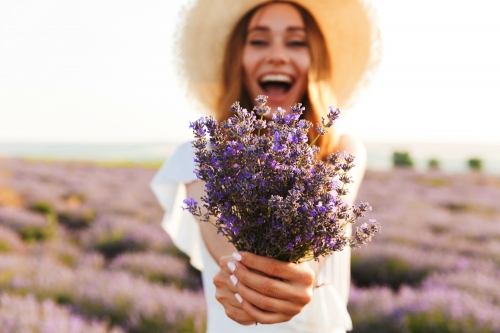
428,158,440,170
468,158,482,171
392,152,414,168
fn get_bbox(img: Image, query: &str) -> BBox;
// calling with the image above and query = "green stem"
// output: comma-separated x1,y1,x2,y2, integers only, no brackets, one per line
257,106,264,136
337,172,354,230
297,133,321,167
309,133,321,148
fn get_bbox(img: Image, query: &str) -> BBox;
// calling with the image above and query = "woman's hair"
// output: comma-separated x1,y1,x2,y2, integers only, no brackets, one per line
216,2,337,160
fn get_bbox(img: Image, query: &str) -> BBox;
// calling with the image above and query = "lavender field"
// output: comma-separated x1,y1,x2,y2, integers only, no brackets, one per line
0,158,499,332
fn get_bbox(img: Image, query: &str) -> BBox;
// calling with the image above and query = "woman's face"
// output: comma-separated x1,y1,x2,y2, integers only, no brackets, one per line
242,3,310,113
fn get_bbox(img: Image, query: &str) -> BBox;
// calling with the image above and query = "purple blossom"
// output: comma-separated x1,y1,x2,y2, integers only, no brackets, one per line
185,96,378,262
0,207,53,241
81,215,174,258
0,254,205,332
183,196,198,208
188,117,206,136
255,95,267,105
321,105,340,128
349,285,500,332
229,101,241,112
290,103,305,114
0,294,125,333
70,269,206,331
2,156,500,332
109,252,200,289
284,112,300,124
0,226,25,253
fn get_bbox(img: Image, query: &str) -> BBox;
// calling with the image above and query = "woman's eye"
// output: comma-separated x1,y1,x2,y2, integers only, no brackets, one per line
288,41,307,47
249,40,268,46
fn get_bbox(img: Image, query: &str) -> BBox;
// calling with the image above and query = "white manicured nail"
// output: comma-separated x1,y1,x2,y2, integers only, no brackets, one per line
227,261,236,272
235,293,243,303
232,252,242,261
230,274,238,286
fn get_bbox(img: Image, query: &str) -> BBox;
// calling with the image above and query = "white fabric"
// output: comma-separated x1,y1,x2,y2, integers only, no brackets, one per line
150,142,353,333
150,142,204,270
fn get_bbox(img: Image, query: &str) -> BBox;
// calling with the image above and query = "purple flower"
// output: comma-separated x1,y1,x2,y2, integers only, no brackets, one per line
255,95,267,105
0,294,125,333
186,96,378,262
230,101,241,112
284,112,300,124
272,143,286,152
290,103,305,114
183,196,198,208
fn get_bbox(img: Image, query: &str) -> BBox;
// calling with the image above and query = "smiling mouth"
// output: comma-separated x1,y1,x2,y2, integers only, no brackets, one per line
259,74,293,96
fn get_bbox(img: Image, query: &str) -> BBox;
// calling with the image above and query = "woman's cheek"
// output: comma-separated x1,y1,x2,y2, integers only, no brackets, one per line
296,51,311,75
243,58,263,95
242,48,260,72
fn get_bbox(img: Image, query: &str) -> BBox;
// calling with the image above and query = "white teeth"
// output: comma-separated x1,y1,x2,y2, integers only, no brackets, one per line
260,74,292,83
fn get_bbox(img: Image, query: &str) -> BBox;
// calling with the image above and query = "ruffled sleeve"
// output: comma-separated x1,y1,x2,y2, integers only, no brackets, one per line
150,142,204,271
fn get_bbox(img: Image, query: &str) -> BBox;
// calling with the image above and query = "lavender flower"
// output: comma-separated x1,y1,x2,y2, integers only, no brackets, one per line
81,214,173,258
109,252,200,289
348,285,500,332
34,229,85,267
3,148,500,332
0,254,206,332
0,207,53,241
72,269,206,331
185,96,379,262
0,293,125,333
0,254,75,303
0,226,25,253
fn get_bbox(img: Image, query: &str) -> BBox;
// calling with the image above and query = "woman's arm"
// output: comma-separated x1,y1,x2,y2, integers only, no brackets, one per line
186,180,316,325
185,134,366,325
186,180,237,261
186,180,259,325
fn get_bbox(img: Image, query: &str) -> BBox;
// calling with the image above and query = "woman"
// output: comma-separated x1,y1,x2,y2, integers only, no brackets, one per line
151,1,379,332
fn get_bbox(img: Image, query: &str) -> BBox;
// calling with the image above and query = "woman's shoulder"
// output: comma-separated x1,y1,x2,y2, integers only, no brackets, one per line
169,141,195,159
338,134,366,159
337,134,367,183
151,141,197,185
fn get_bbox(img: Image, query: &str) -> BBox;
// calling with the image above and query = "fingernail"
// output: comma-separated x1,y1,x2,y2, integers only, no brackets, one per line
230,274,238,286
232,252,242,261
227,261,236,272
235,293,243,303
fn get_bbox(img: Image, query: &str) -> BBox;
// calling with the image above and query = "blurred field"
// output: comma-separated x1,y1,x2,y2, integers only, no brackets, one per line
0,158,499,332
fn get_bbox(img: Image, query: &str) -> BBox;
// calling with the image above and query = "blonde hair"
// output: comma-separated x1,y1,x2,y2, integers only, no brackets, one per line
216,2,338,160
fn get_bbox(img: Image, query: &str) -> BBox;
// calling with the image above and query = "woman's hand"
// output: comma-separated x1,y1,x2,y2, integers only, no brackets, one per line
213,255,259,325
216,251,315,325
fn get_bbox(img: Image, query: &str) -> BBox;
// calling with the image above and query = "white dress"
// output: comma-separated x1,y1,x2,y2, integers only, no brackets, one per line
150,142,353,333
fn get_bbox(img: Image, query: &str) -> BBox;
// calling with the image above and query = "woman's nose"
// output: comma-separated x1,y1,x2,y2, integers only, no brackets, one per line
266,40,289,65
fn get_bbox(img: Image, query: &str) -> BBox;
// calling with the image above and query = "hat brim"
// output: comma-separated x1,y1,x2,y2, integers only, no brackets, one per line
176,0,380,111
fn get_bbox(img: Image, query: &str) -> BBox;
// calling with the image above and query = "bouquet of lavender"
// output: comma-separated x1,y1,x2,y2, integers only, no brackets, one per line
184,95,380,263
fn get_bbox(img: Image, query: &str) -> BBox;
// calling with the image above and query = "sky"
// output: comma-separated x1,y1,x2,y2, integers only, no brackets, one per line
1,0,499,144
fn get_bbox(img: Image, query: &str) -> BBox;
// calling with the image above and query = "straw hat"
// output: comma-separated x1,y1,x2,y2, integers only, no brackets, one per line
175,0,380,112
